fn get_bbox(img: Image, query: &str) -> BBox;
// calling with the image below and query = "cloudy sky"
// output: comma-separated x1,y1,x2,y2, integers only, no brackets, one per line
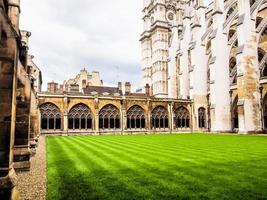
20,0,212,91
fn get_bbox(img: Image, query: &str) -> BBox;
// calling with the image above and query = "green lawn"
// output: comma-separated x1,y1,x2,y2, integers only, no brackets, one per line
46,134,267,200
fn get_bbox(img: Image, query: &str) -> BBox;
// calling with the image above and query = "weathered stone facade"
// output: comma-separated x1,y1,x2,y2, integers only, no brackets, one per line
141,0,267,133
0,0,42,198
39,81,193,134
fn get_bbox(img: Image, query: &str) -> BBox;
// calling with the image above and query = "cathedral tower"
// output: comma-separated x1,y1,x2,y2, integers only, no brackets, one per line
141,0,184,98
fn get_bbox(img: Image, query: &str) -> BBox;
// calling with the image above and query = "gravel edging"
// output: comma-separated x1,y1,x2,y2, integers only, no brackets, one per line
17,136,47,200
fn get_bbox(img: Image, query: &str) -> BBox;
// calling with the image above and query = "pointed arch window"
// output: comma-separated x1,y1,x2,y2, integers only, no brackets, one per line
99,104,120,129
127,105,146,129
40,103,62,130
174,106,190,129
198,107,206,129
151,106,169,129
68,104,92,130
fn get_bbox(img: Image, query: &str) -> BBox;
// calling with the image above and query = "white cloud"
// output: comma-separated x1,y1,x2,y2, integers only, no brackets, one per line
20,0,143,90
20,0,213,91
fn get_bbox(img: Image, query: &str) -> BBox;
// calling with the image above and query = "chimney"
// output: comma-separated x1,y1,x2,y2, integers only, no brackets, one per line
145,84,150,96
125,82,131,95
118,82,122,93
47,81,58,93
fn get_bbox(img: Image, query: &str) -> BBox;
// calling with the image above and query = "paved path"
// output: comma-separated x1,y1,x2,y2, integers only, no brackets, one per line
17,136,47,200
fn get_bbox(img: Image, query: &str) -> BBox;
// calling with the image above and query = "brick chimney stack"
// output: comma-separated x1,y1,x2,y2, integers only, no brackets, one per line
145,83,150,96
125,82,131,95
118,82,122,93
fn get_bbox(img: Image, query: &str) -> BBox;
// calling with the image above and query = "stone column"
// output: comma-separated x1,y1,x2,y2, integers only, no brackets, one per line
190,6,207,131
14,73,32,170
179,6,191,99
29,92,39,153
146,100,151,133
63,95,68,133
236,0,261,133
168,103,173,133
210,0,231,132
94,97,99,135
0,9,19,199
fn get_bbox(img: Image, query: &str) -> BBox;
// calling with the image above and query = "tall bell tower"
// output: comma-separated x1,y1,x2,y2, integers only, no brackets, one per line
140,0,184,98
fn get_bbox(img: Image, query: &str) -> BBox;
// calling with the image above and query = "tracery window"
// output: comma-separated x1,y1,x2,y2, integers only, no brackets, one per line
198,107,206,129
151,106,169,129
174,106,190,129
99,104,120,129
40,103,61,130
127,105,146,129
68,104,92,130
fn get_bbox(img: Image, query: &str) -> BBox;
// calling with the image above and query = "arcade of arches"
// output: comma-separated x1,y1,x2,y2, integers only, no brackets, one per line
38,95,196,134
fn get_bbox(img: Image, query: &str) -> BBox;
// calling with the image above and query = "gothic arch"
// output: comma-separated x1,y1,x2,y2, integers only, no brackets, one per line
99,104,120,130
198,107,206,129
151,106,169,129
174,106,190,129
40,103,62,130
127,105,146,129
68,103,93,130
232,96,239,130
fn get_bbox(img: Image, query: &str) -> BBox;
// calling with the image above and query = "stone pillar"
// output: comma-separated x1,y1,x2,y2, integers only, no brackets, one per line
168,103,173,133
210,0,231,132
14,76,31,170
0,7,19,199
146,100,151,133
190,6,208,131
63,95,68,133
179,6,191,99
236,0,261,133
29,92,38,152
168,26,179,99
94,97,99,134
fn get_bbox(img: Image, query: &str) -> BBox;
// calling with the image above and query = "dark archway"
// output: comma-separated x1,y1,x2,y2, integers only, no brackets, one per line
40,103,62,130
174,106,190,129
151,106,169,129
198,107,206,129
68,104,92,130
99,104,120,130
232,97,239,130
127,105,146,129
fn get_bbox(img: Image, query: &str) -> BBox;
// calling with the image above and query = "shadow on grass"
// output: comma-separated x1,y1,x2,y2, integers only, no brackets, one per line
47,137,267,200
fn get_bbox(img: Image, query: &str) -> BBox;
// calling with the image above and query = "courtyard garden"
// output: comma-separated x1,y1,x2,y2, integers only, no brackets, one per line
46,134,267,200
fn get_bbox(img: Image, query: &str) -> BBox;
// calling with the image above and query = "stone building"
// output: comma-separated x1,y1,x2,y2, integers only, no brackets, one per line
140,0,267,133
39,80,192,135
47,69,103,94
0,0,42,198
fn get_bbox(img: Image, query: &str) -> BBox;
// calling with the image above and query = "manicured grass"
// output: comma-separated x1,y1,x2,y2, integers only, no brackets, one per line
46,134,267,200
